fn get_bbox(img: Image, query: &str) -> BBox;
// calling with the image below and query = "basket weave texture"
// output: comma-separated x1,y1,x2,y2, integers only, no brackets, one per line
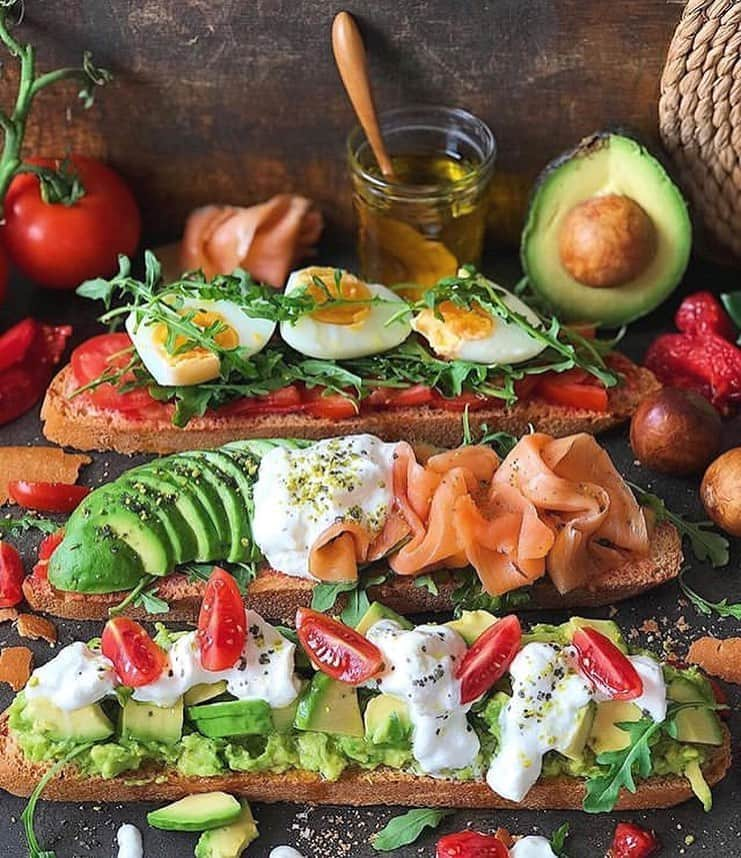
659,0,741,260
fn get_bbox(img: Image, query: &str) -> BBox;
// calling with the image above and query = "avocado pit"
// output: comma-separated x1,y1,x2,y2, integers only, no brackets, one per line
558,193,656,288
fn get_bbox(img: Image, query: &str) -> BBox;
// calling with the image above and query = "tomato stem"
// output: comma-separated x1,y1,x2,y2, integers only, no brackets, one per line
0,1,111,213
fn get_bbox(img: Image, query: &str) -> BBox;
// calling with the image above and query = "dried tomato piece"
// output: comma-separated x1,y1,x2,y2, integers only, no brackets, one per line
645,332,741,414
676,291,736,341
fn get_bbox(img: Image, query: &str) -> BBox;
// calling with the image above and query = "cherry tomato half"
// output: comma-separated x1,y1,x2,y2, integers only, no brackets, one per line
71,333,154,412
0,317,36,373
197,567,246,671
436,830,509,857
32,529,65,580
572,628,643,700
2,155,141,290
8,480,90,513
101,617,168,687
608,822,660,858
456,615,522,705
295,607,384,685
0,541,25,608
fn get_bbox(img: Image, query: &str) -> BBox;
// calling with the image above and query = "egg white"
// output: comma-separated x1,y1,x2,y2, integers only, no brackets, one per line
126,295,276,387
279,267,411,360
412,286,546,365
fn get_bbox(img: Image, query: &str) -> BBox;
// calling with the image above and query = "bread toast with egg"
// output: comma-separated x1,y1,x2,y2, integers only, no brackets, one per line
41,354,660,455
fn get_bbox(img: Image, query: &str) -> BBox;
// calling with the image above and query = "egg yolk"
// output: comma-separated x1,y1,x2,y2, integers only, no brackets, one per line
305,270,372,326
154,310,239,361
414,300,494,355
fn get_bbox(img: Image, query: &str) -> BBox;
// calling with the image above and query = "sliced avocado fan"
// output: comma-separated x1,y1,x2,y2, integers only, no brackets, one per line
521,132,691,326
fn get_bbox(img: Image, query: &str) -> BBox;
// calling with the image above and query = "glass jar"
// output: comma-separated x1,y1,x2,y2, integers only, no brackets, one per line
347,105,496,288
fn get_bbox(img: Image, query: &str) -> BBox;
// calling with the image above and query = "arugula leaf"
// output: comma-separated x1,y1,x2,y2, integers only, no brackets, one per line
372,808,453,852
138,587,170,615
310,574,388,626
183,561,257,595
460,409,520,457
339,584,371,628
679,570,741,619
628,483,729,567
310,580,357,614
549,823,570,857
451,574,530,618
413,574,439,596
720,291,741,343
0,514,59,537
22,744,93,857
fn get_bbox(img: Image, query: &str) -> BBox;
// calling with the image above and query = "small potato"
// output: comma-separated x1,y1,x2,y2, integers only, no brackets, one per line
630,388,722,475
701,448,741,537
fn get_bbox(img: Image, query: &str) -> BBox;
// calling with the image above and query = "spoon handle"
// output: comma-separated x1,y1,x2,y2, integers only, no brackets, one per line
332,11,395,179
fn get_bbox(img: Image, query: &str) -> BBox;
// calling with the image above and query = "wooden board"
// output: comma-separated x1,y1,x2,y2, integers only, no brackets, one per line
3,0,682,245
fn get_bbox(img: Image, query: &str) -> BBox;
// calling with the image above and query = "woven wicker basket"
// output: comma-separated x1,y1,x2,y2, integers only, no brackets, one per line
659,0,741,261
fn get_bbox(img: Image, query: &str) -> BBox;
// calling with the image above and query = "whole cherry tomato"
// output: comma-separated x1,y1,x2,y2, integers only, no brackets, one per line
295,607,384,685
608,822,660,857
0,541,25,608
2,156,141,290
197,567,246,671
436,830,509,857
456,615,521,705
572,628,643,700
8,480,90,513
101,617,168,687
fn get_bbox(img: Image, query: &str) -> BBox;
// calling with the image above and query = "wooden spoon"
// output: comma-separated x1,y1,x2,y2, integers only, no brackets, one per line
332,11,395,180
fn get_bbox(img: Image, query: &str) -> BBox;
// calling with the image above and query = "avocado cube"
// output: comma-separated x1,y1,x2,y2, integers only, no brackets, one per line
364,694,412,745
147,792,242,832
446,610,498,645
556,702,595,760
588,700,642,754
188,699,273,738
666,677,723,746
271,698,300,734
120,697,183,745
354,602,413,636
294,673,364,737
195,800,259,858
24,697,114,743
184,681,229,707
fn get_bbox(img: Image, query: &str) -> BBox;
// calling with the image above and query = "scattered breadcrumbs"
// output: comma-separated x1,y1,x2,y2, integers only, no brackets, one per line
0,608,18,624
639,618,659,635
0,645,32,690
16,613,57,644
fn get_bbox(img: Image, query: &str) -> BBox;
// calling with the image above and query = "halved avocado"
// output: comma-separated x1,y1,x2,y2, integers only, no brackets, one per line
521,132,691,326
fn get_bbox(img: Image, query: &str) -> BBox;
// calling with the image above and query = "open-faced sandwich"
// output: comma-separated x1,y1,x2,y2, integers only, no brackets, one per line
41,258,660,454
23,431,682,622
1,570,731,812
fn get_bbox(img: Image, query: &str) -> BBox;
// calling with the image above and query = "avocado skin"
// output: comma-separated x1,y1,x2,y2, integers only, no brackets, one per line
520,130,692,326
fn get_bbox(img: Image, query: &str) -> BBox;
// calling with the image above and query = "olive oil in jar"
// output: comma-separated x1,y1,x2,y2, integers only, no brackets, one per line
348,107,496,290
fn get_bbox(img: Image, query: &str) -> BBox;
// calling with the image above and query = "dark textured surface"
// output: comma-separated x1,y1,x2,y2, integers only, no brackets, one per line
0,254,739,856
2,0,684,245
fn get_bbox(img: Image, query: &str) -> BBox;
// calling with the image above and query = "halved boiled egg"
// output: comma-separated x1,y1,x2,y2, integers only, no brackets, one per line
412,286,546,364
279,266,411,360
126,296,276,386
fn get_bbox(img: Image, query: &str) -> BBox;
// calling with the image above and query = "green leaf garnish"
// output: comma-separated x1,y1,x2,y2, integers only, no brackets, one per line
628,483,729,567
549,823,570,857
720,291,741,343
22,743,93,857
0,513,58,537
184,561,257,594
413,574,439,596
451,574,530,618
310,574,388,627
372,808,453,852
679,570,741,619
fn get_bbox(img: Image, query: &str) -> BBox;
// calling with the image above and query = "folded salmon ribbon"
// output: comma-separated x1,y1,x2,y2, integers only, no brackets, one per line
308,433,652,595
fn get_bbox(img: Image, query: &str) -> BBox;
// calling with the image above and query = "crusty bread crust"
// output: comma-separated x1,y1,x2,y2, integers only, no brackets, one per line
41,354,661,454
0,712,730,808
23,521,682,623
688,636,741,685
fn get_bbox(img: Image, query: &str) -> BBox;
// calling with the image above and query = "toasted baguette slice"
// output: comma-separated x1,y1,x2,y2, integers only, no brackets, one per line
23,521,682,623
0,712,729,808
41,354,660,454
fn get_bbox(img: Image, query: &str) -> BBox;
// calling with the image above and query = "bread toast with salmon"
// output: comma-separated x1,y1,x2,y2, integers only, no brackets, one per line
23,520,682,623
41,353,660,454
0,710,729,809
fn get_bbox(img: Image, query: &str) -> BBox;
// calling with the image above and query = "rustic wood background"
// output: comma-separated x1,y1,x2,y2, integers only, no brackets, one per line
3,0,684,245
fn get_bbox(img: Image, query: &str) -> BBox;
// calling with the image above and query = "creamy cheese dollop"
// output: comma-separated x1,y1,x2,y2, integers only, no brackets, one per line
487,642,593,802
509,835,557,857
132,610,300,709
366,619,479,774
116,823,143,858
628,655,667,724
270,848,306,858
251,434,397,579
25,641,118,711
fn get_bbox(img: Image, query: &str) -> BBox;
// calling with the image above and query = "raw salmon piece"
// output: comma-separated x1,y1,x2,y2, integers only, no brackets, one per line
308,521,371,582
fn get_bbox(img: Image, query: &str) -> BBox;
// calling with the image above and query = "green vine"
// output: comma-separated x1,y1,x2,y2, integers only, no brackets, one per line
0,0,111,210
